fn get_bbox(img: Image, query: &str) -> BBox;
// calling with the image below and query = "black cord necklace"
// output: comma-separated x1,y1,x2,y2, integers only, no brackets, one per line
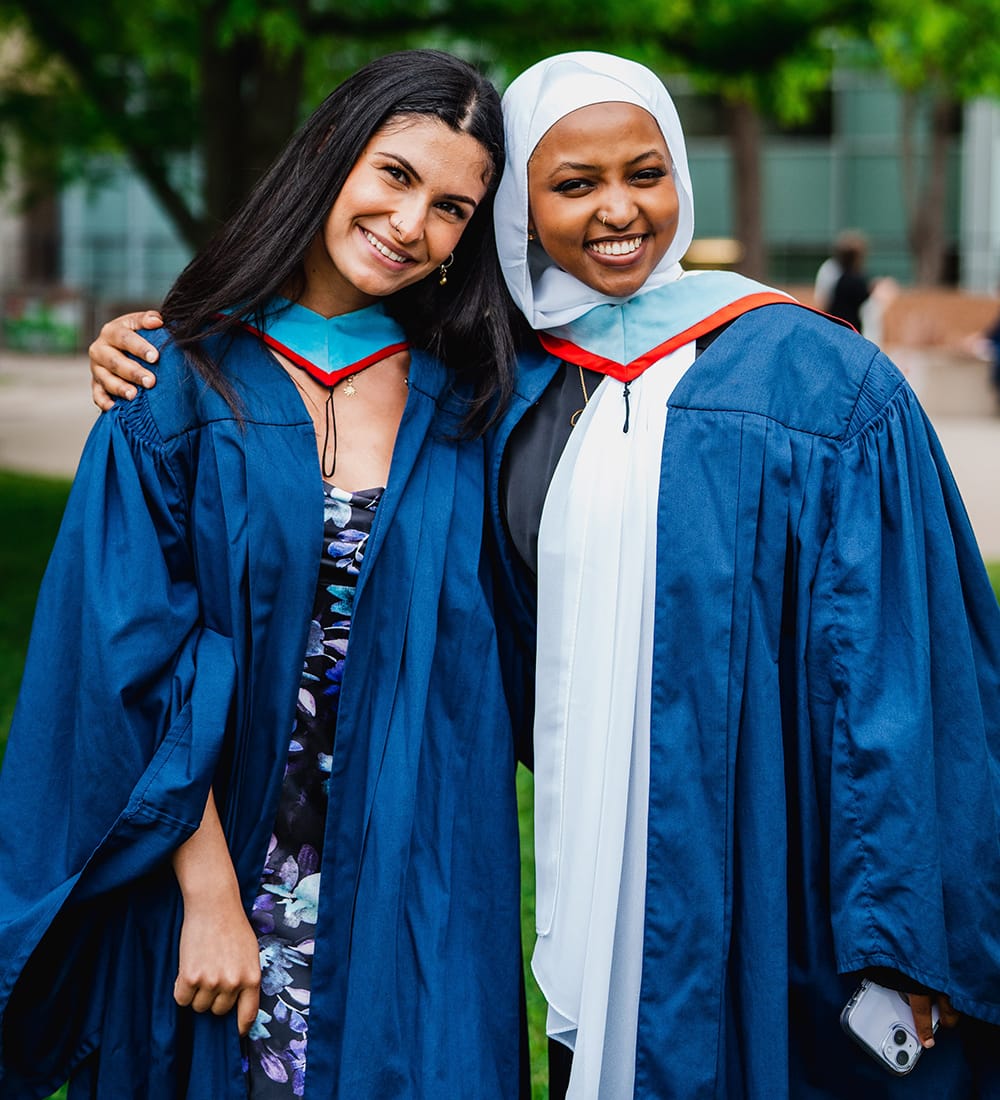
322,389,338,479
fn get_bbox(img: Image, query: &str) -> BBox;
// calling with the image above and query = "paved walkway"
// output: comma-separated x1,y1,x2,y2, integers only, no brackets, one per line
889,348,1000,560
0,351,99,480
1,345,998,558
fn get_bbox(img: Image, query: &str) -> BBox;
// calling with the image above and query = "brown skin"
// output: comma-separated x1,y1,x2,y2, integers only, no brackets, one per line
90,116,492,1031
171,790,260,1034
910,992,960,1047
526,101,679,300
89,310,162,410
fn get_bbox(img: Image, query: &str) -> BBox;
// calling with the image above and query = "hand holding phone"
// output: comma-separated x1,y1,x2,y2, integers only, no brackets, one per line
841,979,940,1076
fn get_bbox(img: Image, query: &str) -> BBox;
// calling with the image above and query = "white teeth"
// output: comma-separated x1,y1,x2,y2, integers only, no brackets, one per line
364,230,408,263
589,237,644,256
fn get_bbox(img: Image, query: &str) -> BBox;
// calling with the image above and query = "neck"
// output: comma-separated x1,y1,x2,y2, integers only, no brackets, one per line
292,237,379,317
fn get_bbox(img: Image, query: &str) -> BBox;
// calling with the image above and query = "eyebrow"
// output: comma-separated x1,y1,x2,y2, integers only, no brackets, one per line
375,150,479,207
546,149,668,175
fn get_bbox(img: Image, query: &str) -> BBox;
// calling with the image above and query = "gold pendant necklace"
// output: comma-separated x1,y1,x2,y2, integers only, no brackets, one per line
338,368,409,398
570,364,592,426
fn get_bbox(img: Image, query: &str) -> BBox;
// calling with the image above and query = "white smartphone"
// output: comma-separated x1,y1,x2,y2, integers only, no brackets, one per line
840,979,940,1076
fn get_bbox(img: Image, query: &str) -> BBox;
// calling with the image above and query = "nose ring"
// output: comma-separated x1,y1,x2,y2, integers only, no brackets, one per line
601,214,608,227
390,216,403,235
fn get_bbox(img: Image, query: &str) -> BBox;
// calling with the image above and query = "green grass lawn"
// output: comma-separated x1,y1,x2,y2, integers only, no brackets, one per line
0,471,71,741
517,764,549,1098
1,468,998,1100
0,472,71,1100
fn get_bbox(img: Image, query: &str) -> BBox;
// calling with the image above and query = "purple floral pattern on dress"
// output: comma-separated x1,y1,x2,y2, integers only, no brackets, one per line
244,483,380,1098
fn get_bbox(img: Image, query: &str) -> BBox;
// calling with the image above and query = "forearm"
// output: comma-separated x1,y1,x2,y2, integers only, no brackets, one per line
171,787,242,907
170,787,261,1033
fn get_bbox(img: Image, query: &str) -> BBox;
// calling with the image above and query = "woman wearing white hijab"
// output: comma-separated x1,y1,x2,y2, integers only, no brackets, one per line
490,51,1000,1099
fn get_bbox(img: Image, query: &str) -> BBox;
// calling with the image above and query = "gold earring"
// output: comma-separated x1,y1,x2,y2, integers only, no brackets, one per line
438,252,454,286
528,228,536,241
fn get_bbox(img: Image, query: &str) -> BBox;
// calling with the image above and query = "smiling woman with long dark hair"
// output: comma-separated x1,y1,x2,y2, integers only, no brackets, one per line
0,50,524,1100
156,47,515,427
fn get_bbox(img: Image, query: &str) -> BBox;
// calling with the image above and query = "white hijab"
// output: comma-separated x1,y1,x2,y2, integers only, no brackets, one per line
494,51,695,331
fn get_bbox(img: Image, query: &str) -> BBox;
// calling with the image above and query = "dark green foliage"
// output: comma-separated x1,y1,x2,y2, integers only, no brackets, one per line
0,471,69,756
988,560,1000,600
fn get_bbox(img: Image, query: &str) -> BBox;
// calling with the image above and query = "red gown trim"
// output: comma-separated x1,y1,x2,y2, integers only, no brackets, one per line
537,292,796,381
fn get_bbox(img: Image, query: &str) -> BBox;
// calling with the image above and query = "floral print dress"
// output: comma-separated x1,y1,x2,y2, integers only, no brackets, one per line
243,482,381,1098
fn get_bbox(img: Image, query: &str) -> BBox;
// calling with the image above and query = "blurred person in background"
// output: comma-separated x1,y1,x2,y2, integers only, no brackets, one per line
816,228,898,343
959,295,1000,408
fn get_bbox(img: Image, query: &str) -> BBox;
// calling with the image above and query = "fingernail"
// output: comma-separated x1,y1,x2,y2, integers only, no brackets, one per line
126,387,137,400
142,375,155,387
145,351,157,363
924,1037,935,1048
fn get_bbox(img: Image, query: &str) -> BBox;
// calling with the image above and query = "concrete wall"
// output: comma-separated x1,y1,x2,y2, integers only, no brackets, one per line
60,156,195,307
962,99,1000,293
0,162,24,290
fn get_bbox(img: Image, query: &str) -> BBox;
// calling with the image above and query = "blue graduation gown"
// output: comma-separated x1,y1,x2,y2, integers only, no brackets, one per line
0,329,522,1099
489,304,1000,1097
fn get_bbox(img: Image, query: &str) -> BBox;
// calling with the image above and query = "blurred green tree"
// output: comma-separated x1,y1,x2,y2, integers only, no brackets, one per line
484,0,875,278
657,0,872,280
0,1,358,247
0,0,485,248
870,0,1000,284
0,0,872,274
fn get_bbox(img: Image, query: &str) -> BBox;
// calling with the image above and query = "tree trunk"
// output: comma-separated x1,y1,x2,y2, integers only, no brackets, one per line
902,90,953,286
23,189,60,283
197,4,306,247
725,97,767,281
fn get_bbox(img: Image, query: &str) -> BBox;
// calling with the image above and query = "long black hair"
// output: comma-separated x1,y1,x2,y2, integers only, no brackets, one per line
160,49,517,431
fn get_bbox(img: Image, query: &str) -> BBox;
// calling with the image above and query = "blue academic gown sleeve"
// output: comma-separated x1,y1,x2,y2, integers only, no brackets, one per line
809,366,1000,1021
0,388,236,1098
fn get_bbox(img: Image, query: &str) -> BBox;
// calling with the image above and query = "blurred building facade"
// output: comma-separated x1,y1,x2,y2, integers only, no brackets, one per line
678,67,999,291
59,158,195,311
963,100,1000,295
0,167,23,286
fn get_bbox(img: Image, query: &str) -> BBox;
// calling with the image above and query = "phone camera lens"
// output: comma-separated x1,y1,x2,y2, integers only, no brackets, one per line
896,1050,910,1067
893,1029,907,1046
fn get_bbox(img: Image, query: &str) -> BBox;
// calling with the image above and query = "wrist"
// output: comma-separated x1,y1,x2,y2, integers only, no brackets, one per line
173,862,243,909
